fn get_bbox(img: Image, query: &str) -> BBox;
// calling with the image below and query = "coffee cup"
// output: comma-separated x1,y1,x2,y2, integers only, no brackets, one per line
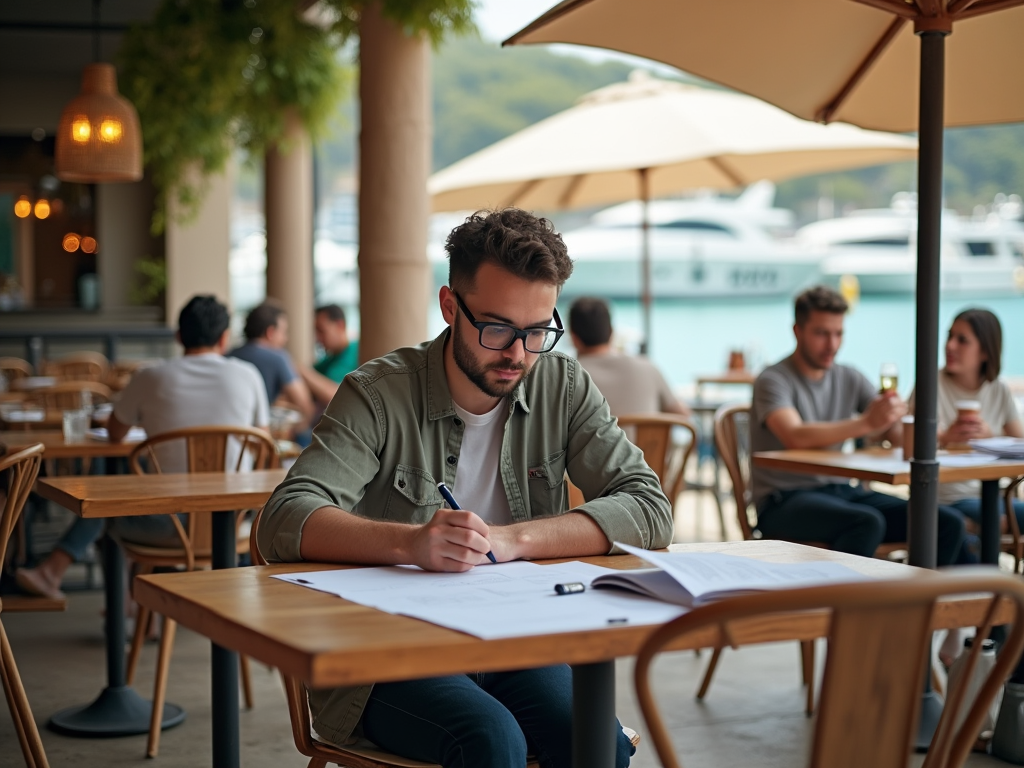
901,416,914,461
954,399,981,422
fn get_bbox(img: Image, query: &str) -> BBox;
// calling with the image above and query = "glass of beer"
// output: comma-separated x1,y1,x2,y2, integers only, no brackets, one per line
880,362,898,393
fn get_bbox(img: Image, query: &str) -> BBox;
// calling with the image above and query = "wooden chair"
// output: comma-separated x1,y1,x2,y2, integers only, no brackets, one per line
616,414,699,513
1000,474,1024,572
248,509,638,768
635,571,1024,768
36,381,112,410
0,358,33,385
0,443,50,768
123,426,278,757
43,352,108,382
705,404,915,710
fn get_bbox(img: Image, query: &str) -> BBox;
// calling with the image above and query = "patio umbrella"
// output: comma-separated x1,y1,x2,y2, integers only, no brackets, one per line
429,72,917,350
507,0,1024,573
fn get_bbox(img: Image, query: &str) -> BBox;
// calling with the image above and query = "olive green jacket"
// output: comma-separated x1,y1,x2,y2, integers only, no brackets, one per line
258,329,672,745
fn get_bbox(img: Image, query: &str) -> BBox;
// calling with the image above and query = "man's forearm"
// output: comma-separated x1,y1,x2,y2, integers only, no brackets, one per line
495,512,611,561
300,366,340,405
299,506,415,564
779,417,873,449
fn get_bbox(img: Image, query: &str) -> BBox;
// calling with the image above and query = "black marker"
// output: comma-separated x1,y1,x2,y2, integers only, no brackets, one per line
554,582,586,595
607,618,629,625
437,482,497,564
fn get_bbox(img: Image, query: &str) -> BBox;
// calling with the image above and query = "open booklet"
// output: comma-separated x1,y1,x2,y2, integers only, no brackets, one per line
593,543,869,607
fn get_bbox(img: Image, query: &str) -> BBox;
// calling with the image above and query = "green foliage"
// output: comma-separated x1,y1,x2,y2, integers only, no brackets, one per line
120,0,473,232
130,255,167,307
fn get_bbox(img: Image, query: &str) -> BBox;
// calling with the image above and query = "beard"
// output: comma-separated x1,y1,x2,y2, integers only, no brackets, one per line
452,321,528,398
798,345,833,371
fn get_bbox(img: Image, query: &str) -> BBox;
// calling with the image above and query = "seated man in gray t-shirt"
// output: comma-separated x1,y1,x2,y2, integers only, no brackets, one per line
750,286,964,565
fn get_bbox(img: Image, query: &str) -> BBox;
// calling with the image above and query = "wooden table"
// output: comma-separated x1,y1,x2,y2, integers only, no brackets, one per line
135,539,1010,768
34,469,286,744
0,408,110,431
753,448,1024,564
2,429,141,460
696,370,757,387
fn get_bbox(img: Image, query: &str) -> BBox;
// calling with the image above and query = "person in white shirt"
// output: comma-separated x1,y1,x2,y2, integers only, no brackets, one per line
17,295,269,600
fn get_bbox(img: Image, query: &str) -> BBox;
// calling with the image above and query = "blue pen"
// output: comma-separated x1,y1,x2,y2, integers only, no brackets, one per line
437,482,497,564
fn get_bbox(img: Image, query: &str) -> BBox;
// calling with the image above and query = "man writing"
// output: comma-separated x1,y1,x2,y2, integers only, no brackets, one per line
260,209,669,768
750,285,964,564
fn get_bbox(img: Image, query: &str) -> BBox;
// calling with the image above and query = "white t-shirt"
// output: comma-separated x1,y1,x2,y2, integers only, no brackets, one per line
451,398,512,526
910,373,1021,503
113,354,270,473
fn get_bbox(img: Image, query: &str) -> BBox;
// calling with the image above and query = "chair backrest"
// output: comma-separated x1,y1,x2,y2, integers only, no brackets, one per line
0,357,33,383
130,426,278,563
616,414,698,504
44,352,109,382
37,380,113,410
635,571,1024,768
0,444,44,566
713,403,755,540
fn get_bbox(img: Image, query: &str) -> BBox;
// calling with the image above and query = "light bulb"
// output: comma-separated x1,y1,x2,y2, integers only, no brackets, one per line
63,233,81,252
34,199,51,219
81,236,97,254
99,119,122,143
13,197,31,218
71,116,91,143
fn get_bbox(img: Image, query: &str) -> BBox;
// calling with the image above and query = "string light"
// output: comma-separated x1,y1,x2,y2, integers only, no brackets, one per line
13,197,31,218
34,200,51,219
63,233,82,252
81,237,97,254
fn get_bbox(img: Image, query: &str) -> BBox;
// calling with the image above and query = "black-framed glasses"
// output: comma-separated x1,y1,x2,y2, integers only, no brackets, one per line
453,292,564,353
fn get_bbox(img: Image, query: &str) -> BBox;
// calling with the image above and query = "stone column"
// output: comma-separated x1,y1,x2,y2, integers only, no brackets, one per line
358,1,432,362
265,111,314,366
166,165,232,326
97,177,160,315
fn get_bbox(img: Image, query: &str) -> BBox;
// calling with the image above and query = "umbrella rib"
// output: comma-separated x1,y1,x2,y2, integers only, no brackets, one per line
947,0,981,11
955,0,1024,18
816,16,906,123
557,174,586,208
502,0,596,45
502,178,542,207
851,0,920,19
707,156,745,188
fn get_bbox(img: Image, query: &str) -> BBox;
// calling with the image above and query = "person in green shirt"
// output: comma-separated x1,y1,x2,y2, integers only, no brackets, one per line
300,303,360,406
260,208,670,768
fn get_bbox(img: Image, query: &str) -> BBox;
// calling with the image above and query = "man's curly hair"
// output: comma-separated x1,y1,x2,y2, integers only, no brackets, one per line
445,208,573,294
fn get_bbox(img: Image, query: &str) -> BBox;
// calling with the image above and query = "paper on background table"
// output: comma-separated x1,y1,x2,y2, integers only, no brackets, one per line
87,426,147,442
614,543,868,604
937,453,1002,467
274,561,685,639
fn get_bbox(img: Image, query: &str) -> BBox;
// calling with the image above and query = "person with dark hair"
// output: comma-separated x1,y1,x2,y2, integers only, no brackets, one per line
300,304,360,406
260,209,664,768
16,295,270,601
569,296,688,417
908,308,1023,526
229,301,313,420
749,285,964,564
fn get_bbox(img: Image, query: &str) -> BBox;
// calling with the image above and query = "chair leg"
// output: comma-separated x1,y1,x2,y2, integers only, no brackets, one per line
696,647,723,699
126,604,151,687
1,619,49,768
801,641,815,716
146,617,177,758
306,759,328,768
240,654,254,710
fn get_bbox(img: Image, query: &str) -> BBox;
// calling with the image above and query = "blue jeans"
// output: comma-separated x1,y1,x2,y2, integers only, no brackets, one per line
56,514,184,561
953,496,1024,531
360,665,634,768
757,484,965,566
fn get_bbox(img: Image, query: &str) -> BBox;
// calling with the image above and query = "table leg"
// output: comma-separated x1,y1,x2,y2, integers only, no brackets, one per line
49,535,186,736
572,661,616,768
211,510,240,768
980,479,1001,566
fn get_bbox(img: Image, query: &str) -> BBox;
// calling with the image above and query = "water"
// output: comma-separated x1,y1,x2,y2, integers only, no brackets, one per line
586,293,1024,396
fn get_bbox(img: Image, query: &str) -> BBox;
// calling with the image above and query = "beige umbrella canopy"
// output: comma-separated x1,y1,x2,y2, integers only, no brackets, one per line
506,0,1024,132
430,72,917,213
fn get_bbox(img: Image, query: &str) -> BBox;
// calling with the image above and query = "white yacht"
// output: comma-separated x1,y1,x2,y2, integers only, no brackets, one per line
799,193,1024,295
550,182,823,299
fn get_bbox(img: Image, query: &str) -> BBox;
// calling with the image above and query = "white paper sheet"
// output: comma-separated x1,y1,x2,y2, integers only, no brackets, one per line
86,426,147,442
273,560,686,639
938,453,1000,467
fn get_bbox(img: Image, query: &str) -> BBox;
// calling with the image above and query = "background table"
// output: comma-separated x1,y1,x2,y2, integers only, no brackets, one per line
2,429,141,460
753,448,1024,564
135,539,1009,768
34,469,286,743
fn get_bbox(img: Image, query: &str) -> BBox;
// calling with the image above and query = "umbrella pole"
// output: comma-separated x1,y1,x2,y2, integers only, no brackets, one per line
908,29,946,572
639,167,652,355
910,27,947,753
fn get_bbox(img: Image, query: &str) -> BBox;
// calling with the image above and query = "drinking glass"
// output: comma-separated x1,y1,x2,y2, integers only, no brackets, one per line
62,408,89,443
880,362,899,393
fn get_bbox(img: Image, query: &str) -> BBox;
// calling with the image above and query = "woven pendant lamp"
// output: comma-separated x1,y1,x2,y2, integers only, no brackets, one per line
55,63,143,183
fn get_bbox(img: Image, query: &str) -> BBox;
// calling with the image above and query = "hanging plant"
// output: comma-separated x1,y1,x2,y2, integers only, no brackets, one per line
118,0,474,233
